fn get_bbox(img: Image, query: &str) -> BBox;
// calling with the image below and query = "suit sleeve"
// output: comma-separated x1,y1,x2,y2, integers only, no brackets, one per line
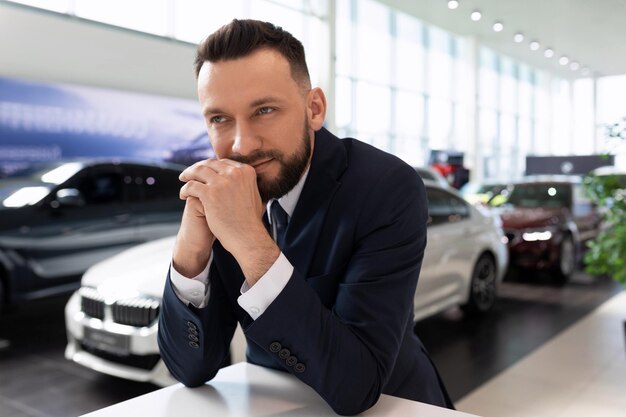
244,163,428,415
157,265,238,387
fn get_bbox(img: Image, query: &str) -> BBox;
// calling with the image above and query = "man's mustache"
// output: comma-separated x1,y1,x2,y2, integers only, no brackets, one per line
228,150,283,166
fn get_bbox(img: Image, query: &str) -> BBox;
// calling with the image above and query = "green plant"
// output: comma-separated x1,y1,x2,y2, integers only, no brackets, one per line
583,174,626,285
582,117,626,286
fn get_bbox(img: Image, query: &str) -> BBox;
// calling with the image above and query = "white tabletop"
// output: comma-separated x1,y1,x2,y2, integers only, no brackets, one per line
82,362,479,416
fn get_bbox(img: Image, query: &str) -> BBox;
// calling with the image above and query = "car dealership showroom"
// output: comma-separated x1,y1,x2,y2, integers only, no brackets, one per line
1,1,625,416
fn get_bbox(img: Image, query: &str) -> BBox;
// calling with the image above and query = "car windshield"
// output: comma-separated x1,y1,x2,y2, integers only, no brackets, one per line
0,162,83,209
505,183,571,209
0,179,54,209
462,182,503,194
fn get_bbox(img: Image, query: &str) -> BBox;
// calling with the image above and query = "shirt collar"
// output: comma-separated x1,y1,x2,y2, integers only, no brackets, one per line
266,166,310,222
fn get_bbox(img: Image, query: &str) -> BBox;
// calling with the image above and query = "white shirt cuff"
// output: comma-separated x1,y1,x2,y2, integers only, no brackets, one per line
169,253,212,308
237,252,293,320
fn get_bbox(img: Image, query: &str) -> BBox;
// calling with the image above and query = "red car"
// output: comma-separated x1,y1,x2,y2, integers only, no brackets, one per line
498,177,601,283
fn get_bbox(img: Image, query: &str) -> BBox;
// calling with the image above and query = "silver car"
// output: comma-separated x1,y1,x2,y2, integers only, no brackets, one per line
416,180,508,321
65,179,507,385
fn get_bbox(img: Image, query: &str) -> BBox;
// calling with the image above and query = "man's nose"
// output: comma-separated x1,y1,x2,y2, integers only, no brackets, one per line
231,121,261,156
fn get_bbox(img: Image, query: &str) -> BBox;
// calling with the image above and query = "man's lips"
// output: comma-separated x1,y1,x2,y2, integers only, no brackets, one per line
251,159,274,173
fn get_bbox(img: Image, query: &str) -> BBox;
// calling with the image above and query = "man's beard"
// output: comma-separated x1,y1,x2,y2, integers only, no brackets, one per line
229,120,312,203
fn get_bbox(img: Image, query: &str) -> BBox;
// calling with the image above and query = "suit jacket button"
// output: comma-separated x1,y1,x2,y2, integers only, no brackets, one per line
278,348,290,360
269,342,281,353
188,334,199,342
187,321,197,331
294,363,306,373
286,356,298,367
189,341,199,349
188,328,198,336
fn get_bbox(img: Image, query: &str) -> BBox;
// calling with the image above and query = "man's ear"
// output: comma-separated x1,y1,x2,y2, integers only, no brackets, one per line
306,87,327,131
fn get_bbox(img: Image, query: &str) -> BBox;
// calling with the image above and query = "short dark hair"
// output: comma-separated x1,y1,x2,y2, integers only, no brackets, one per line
194,19,311,90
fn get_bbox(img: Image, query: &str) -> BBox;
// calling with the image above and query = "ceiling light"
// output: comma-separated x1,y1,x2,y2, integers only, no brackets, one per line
559,56,569,65
513,33,524,43
448,0,459,10
581,67,591,76
529,41,540,51
570,61,580,71
492,22,504,32
471,10,482,21
544,48,554,58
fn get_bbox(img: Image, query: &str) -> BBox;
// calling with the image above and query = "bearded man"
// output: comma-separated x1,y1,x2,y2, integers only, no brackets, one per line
158,18,453,416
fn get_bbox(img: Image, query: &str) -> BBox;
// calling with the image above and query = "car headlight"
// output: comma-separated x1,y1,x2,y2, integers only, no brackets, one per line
522,228,555,242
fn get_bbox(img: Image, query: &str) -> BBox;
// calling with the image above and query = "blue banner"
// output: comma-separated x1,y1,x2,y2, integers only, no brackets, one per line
0,76,212,176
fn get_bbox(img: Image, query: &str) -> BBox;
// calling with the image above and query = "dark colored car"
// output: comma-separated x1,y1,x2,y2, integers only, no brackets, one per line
0,160,185,308
498,176,601,282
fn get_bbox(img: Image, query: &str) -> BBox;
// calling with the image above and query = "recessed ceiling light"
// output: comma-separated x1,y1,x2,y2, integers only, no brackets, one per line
529,41,540,51
471,10,482,21
448,0,459,10
570,61,580,71
513,33,524,43
493,21,504,32
559,56,569,65
581,67,590,76
544,48,554,58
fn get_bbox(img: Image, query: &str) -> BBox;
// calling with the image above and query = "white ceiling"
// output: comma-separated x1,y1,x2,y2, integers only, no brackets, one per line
382,0,626,79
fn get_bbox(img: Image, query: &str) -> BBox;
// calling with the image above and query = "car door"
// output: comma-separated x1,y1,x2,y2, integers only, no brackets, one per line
415,187,474,318
17,164,138,293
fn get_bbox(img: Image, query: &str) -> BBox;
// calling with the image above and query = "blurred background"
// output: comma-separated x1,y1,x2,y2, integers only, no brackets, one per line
0,1,625,416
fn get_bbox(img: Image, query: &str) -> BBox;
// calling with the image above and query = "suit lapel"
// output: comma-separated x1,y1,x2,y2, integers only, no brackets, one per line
282,128,347,277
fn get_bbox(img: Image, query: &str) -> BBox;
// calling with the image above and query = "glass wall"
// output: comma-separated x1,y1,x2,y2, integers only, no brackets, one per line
333,0,582,180
597,75,626,168
335,0,468,167
5,0,605,179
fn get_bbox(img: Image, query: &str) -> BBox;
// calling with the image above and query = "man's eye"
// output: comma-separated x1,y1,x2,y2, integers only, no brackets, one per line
258,107,274,115
210,115,226,124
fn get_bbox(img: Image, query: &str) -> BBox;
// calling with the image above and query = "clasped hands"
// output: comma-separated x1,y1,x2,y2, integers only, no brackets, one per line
172,158,280,286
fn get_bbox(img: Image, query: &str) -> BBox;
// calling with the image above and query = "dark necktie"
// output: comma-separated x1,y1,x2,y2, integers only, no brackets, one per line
270,200,289,249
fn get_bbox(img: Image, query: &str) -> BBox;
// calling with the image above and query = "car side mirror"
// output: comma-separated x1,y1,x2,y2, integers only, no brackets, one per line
52,188,85,208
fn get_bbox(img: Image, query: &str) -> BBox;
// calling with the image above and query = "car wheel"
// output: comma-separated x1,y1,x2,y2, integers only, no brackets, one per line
462,253,497,314
554,234,576,283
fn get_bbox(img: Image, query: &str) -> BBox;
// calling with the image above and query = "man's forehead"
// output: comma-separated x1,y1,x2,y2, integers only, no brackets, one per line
197,53,302,110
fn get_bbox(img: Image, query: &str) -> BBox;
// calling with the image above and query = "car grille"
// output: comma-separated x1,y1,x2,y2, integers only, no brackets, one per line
112,298,160,327
79,288,160,327
80,287,105,320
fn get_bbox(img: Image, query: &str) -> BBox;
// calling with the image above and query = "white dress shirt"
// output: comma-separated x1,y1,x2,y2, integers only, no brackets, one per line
170,167,309,320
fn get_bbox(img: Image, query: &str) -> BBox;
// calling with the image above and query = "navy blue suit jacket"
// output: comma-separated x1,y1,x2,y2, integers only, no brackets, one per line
158,128,453,415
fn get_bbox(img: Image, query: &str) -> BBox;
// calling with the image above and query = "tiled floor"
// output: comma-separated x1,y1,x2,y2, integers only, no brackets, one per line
456,290,626,417
0,269,622,417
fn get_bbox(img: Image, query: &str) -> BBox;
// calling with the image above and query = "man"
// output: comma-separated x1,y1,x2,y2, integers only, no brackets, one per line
158,19,453,415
